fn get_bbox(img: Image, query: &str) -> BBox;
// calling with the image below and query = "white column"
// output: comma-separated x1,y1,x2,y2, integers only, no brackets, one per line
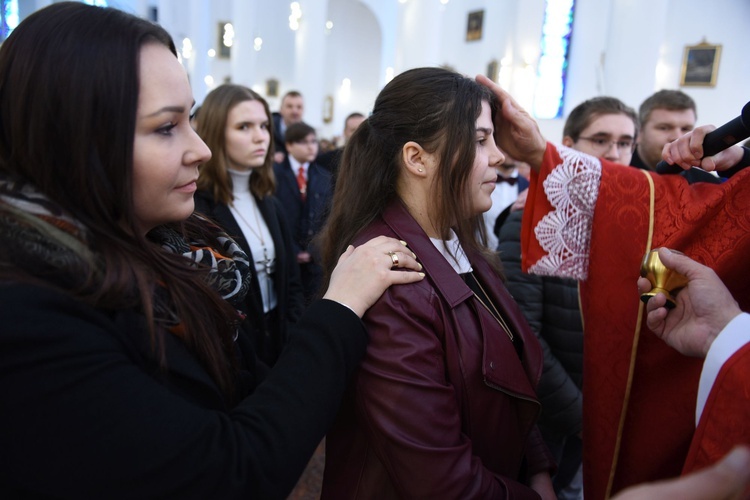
230,0,259,88
187,0,212,102
293,0,328,129
396,0,442,71
602,0,670,106
358,0,398,87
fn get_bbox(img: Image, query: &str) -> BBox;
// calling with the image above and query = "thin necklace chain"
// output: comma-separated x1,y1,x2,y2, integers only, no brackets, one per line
470,272,514,342
232,197,265,247
232,198,275,279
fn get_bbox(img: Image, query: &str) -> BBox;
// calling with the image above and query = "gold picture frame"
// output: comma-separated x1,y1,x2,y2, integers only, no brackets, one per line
265,78,279,98
680,42,721,87
322,95,334,124
486,59,499,83
466,10,484,42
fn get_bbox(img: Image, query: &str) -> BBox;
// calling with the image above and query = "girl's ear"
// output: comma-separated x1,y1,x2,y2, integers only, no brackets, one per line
401,141,434,177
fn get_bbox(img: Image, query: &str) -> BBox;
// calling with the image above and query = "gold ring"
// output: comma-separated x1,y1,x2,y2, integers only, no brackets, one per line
388,251,399,267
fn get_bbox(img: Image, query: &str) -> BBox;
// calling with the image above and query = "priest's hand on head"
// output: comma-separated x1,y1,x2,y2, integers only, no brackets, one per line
475,74,546,172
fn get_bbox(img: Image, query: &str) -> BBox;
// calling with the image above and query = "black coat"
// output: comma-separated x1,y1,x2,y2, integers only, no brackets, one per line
0,284,366,499
272,159,333,300
272,112,288,159
194,191,306,367
496,209,583,438
272,159,332,255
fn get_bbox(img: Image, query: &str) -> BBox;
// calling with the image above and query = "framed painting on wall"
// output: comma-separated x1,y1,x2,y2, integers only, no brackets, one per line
466,10,484,42
266,78,279,98
486,59,499,82
680,42,721,87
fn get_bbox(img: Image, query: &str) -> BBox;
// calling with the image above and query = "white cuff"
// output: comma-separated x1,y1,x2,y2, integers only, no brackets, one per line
696,312,750,424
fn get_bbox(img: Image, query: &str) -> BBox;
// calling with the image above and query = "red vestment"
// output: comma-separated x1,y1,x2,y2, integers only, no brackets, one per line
521,144,750,499
683,341,750,473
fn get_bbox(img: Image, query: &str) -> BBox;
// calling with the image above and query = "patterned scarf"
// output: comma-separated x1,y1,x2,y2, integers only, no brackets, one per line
0,175,252,333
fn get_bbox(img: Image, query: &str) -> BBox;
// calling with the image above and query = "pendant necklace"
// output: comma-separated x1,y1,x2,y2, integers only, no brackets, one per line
232,199,274,278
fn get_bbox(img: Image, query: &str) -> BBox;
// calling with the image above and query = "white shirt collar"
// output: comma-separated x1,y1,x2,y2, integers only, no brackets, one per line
429,229,472,274
288,155,308,175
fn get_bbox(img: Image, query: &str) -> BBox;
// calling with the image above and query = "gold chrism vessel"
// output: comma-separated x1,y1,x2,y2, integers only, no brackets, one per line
639,248,689,309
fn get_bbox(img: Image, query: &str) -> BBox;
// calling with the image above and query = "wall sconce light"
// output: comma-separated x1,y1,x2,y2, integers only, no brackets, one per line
254,37,263,51
222,23,235,48
181,37,193,60
289,2,302,31
385,67,395,83
338,77,351,103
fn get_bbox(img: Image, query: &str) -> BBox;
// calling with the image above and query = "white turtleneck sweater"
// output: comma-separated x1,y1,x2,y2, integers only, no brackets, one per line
228,168,277,313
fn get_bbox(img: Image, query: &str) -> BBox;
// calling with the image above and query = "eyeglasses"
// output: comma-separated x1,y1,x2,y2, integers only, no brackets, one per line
577,136,635,154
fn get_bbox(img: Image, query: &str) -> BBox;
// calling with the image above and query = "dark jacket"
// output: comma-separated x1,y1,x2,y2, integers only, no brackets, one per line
632,147,723,184
497,209,583,437
272,159,332,256
273,159,333,300
194,190,305,366
0,284,366,500
272,112,288,159
321,200,554,499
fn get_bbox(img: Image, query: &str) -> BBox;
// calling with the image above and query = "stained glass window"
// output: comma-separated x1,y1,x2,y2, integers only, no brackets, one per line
0,0,18,42
533,0,575,119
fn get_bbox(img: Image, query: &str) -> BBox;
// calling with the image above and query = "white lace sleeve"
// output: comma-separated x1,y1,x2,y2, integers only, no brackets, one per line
527,145,601,280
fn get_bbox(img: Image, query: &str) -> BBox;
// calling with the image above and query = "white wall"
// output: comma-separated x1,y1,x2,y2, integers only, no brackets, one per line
548,0,750,140
17,0,750,144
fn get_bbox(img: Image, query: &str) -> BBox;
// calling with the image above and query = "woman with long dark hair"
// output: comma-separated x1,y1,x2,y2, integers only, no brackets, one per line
318,67,555,498
195,84,304,367
0,3,422,498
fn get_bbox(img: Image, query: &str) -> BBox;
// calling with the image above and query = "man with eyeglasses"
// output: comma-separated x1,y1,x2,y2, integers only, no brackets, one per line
562,96,638,164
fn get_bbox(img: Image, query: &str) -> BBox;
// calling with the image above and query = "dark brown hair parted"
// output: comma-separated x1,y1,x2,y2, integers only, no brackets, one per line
196,84,276,204
317,66,500,288
0,2,240,401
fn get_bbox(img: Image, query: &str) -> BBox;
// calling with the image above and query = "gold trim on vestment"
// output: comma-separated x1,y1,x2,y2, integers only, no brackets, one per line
605,170,655,498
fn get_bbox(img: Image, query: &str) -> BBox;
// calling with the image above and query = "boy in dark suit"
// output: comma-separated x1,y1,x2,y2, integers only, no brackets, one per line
273,122,332,302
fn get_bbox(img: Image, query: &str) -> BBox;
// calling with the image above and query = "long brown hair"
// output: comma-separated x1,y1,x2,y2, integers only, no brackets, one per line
196,84,276,203
318,67,500,288
0,2,240,401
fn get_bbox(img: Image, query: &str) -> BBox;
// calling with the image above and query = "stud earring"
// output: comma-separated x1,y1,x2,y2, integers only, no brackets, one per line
418,168,424,172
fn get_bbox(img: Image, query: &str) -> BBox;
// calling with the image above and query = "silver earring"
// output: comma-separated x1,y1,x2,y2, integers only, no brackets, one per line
418,168,424,172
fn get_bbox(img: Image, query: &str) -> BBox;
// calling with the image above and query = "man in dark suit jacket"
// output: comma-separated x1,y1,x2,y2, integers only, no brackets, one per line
273,122,332,302
272,90,304,163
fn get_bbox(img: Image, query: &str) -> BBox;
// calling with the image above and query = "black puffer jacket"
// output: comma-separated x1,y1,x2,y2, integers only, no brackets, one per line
497,209,583,437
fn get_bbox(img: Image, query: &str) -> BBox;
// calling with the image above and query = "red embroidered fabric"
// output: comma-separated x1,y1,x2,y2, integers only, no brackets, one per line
522,143,750,499
683,342,750,473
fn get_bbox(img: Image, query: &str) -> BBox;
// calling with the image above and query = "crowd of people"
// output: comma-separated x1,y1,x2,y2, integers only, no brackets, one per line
1,2,749,499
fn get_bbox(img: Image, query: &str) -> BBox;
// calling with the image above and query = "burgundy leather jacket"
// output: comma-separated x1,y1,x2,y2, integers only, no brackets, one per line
321,200,555,499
